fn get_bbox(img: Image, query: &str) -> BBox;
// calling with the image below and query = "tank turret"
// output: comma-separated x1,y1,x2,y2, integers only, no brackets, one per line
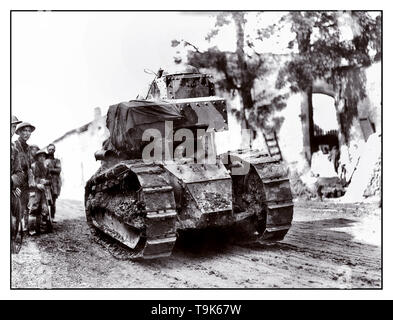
147,68,216,100
96,70,227,161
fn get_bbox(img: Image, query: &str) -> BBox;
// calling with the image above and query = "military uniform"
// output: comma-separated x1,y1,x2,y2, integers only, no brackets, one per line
11,140,24,226
11,116,23,247
11,142,25,190
28,158,51,219
28,145,39,166
45,155,61,219
13,137,31,230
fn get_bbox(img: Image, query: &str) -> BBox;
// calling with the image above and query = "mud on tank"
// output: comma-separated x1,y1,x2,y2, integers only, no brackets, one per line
85,69,294,259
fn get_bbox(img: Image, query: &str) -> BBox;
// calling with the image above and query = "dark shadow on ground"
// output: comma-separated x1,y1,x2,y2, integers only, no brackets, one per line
293,218,356,230
171,218,366,259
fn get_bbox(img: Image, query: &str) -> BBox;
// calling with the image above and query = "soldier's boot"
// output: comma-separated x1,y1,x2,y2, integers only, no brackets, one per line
34,214,41,236
51,205,55,220
28,210,40,236
51,198,56,220
43,215,53,233
22,210,29,233
28,216,37,236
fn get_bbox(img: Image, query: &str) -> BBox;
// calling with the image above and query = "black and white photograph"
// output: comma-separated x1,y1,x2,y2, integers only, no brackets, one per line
8,8,382,294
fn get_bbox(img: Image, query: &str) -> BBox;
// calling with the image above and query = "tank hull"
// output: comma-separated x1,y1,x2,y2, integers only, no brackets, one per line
85,150,293,259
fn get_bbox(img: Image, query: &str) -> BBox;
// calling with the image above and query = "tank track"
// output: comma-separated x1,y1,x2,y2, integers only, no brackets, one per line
224,150,293,242
255,161,294,241
85,162,177,260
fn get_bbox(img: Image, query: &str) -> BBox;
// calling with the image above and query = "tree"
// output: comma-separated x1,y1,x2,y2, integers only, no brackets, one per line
274,11,381,162
172,12,287,144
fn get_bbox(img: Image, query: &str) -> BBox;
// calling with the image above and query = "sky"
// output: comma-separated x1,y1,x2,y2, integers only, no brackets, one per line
11,12,219,146
11,11,293,147
313,94,339,131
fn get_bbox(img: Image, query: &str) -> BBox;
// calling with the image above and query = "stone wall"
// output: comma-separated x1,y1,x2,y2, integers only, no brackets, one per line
52,108,109,200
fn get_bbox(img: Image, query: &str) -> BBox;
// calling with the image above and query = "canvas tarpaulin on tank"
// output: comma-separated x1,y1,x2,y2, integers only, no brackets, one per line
104,100,183,154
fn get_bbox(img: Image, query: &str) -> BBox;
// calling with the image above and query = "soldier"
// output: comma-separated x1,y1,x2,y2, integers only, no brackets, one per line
45,143,61,220
28,144,40,165
14,122,35,232
11,116,23,192
28,149,52,235
11,116,23,253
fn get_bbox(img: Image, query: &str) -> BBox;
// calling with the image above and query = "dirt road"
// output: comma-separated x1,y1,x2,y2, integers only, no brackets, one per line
11,199,381,289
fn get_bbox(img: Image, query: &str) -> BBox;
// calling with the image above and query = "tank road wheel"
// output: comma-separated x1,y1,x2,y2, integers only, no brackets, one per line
84,163,178,260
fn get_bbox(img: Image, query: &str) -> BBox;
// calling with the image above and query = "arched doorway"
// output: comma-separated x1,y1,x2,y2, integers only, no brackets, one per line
309,93,341,178
312,93,339,153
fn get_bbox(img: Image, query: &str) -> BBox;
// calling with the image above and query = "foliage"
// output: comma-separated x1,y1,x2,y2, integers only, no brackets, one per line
276,12,380,90
275,11,381,140
172,12,286,134
172,11,381,140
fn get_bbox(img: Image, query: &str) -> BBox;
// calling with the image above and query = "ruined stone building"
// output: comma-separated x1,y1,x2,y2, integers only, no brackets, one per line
50,107,109,200
271,61,381,202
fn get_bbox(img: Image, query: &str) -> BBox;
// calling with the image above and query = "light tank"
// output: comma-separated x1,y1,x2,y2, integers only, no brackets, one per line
85,69,294,259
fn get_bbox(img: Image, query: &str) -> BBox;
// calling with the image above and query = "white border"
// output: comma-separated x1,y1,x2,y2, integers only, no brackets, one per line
1,0,390,300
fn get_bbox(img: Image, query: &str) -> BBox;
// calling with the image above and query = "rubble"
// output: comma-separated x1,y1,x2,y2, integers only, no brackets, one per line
363,155,381,199
340,133,381,203
289,170,317,200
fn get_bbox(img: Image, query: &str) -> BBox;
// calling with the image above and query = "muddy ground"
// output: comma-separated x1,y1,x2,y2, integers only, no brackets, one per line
11,199,381,289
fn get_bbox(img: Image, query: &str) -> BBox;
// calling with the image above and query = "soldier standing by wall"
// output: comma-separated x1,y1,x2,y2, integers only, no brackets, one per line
28,149,52,235
11,116,23,193
13,122,35,233
11,116,23,253
46,144,61,220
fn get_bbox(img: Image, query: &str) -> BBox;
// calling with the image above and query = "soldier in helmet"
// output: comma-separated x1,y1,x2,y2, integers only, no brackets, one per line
11,116,23,252
11,115,22,137
14,122,35,232
28,149,52,235
45,143,61,220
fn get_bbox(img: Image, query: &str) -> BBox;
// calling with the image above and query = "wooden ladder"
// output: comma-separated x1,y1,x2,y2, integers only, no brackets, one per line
263,130,283,161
